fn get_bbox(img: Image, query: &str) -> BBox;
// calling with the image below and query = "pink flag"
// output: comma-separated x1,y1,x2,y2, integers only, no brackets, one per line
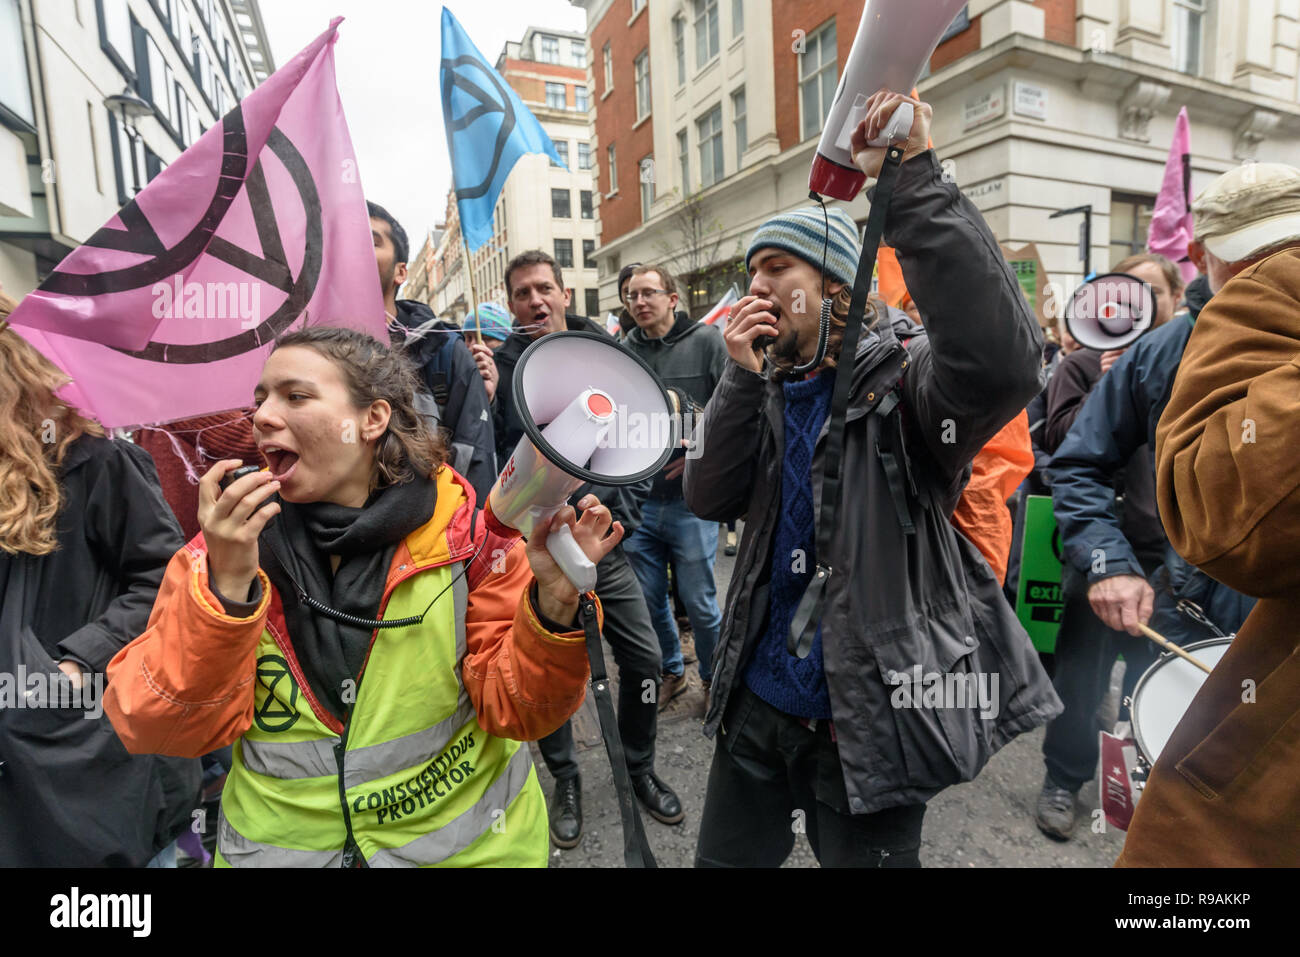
1147,106,1197,285
13,19,386,429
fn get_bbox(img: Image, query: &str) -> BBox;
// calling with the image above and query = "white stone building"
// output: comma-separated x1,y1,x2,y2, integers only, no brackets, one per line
1,0,273,296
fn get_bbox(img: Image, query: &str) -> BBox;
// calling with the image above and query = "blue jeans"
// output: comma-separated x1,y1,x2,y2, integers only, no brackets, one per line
624,497,721,681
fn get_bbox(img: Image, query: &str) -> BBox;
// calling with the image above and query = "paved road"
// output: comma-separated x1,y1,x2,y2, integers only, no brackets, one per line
532,523,1130,868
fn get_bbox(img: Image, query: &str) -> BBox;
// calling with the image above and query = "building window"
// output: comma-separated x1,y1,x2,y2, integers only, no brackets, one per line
552,140,569,168
1110,191,1155,261
552,188,572,219
1172,0,1206,76
607,143,617,192
575,85,589,112
578,142,592,170
97,0,136,76
541,36,560,64
1,0,36,129
677,129,690,194
732,0,743,37
632,0,646,13
554,239,574,268
603,41,612,92
639,155,654,221
585,288,600,317
546,82,567,109
673,15,686,87
86,102,103,193
694,0,720,68
571,40,586,67
732,87,747,163
799,19,837,142
580,189,594,219
634,51,651,120
583,239,597,269
697,105,723,188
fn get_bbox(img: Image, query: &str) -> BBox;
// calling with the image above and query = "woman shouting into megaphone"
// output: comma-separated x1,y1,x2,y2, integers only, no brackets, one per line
105,327,620,868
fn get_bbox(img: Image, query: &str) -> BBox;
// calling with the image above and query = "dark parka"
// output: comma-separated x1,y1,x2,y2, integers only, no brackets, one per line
683,152,1061,814
0,435,200,866
390,300,497,504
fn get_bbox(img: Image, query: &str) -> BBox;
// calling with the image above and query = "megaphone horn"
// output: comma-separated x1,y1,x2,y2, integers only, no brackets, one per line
483,331,674,592
809,0,970,200
1064,272,1156,352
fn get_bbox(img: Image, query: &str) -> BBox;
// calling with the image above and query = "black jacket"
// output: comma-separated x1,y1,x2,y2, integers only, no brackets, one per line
391,300,497,504
622,310,728,500
684,152,1061,814
0,435,200,866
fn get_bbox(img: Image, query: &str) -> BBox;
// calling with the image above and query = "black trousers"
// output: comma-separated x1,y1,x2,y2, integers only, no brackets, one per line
538,546,663,780
696,685,927,867
1041,565,1160,792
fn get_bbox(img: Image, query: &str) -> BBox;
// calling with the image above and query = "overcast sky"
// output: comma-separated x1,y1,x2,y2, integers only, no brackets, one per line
261,0,588,253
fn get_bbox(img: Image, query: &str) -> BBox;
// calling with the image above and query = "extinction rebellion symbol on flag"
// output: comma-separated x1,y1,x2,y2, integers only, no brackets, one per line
43,108,324,365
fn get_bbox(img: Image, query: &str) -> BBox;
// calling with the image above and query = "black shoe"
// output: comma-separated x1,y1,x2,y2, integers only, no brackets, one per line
1034,774,1078,841
549,775,582,848
632,772,684,825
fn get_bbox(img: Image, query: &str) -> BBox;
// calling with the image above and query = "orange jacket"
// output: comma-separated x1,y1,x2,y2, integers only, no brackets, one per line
104,466,596,757
950,410,1035,584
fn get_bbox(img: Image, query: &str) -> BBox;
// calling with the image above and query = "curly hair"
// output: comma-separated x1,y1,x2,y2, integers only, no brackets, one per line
0,324,105,555
766,286,887,383
272,327,447,491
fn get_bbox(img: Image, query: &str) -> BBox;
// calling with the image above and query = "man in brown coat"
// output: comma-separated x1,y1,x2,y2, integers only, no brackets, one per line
1118,162,1300,866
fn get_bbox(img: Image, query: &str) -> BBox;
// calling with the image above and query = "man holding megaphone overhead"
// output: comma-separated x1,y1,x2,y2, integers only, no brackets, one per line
684,91,1060,867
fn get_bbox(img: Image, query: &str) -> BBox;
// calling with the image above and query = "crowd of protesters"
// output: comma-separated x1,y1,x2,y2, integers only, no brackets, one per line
2,90,1298,868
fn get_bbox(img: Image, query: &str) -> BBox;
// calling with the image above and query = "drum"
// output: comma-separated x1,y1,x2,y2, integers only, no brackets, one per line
1129,637,1234,770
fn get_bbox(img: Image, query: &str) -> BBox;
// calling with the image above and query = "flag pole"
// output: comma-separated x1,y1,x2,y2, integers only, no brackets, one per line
458,217,484,347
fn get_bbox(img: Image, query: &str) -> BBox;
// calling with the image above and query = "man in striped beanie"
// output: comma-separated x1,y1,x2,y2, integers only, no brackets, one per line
683,91,1058,867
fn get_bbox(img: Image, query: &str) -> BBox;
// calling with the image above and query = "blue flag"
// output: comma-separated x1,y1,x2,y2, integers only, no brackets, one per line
440,7,563,251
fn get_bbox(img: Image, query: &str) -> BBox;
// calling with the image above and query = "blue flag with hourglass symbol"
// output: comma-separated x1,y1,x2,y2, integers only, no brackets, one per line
440,7,564,252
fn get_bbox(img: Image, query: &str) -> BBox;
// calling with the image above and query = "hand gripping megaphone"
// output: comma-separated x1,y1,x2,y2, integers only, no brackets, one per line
809,0,969,200
1064,273,1156,351
482,331,674,592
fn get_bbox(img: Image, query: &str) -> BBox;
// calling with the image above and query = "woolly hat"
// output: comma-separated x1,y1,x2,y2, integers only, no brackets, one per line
745,207,862,286
463,303,512,341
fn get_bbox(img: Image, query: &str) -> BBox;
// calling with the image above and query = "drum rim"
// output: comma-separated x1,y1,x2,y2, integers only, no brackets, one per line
1130,636,1234,765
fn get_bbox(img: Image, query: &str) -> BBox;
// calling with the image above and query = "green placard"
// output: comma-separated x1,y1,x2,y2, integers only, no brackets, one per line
1010,259,1038,310
1015,495,1063,654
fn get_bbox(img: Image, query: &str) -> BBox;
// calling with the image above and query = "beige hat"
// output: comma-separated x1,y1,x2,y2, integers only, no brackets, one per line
1193,162,1300,263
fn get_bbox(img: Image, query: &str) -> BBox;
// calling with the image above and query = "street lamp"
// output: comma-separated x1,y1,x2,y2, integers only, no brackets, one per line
103,86,155,196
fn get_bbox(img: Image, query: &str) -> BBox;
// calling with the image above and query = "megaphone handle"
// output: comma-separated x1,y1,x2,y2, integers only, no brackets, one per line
867,101,913,147
546,524,599,594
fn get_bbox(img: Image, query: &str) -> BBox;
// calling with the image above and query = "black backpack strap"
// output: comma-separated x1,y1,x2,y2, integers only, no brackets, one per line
872,390,916,536
788,144,907,660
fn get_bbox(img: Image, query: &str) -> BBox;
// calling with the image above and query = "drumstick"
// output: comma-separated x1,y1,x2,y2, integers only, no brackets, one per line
1137,623,1213,675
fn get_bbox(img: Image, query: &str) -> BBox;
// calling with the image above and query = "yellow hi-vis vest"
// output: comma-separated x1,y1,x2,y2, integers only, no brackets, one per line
215,557,548,867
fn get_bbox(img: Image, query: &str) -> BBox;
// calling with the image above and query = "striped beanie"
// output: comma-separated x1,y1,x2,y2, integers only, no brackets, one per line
745,206,862,286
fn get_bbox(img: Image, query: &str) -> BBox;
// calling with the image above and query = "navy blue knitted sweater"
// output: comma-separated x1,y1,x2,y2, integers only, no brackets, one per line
744,370,835,719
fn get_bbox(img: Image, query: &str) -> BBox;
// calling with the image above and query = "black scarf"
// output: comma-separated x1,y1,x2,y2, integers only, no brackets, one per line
259,473,437,722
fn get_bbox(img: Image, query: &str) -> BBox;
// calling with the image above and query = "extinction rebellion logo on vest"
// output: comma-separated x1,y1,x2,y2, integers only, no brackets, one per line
50,888,151,937
254,654,300,732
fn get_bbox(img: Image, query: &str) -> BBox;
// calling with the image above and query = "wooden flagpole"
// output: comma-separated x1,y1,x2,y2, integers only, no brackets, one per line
457,216,484,347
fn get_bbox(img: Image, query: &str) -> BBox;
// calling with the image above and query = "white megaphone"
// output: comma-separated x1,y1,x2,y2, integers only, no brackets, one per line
483,331,674,593
809,0,969,200
1064,273,1156,351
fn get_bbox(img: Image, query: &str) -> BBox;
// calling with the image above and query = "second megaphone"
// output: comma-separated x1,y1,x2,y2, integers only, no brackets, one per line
809,0,968,200
482,331,674,593
1063,272,1156,351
